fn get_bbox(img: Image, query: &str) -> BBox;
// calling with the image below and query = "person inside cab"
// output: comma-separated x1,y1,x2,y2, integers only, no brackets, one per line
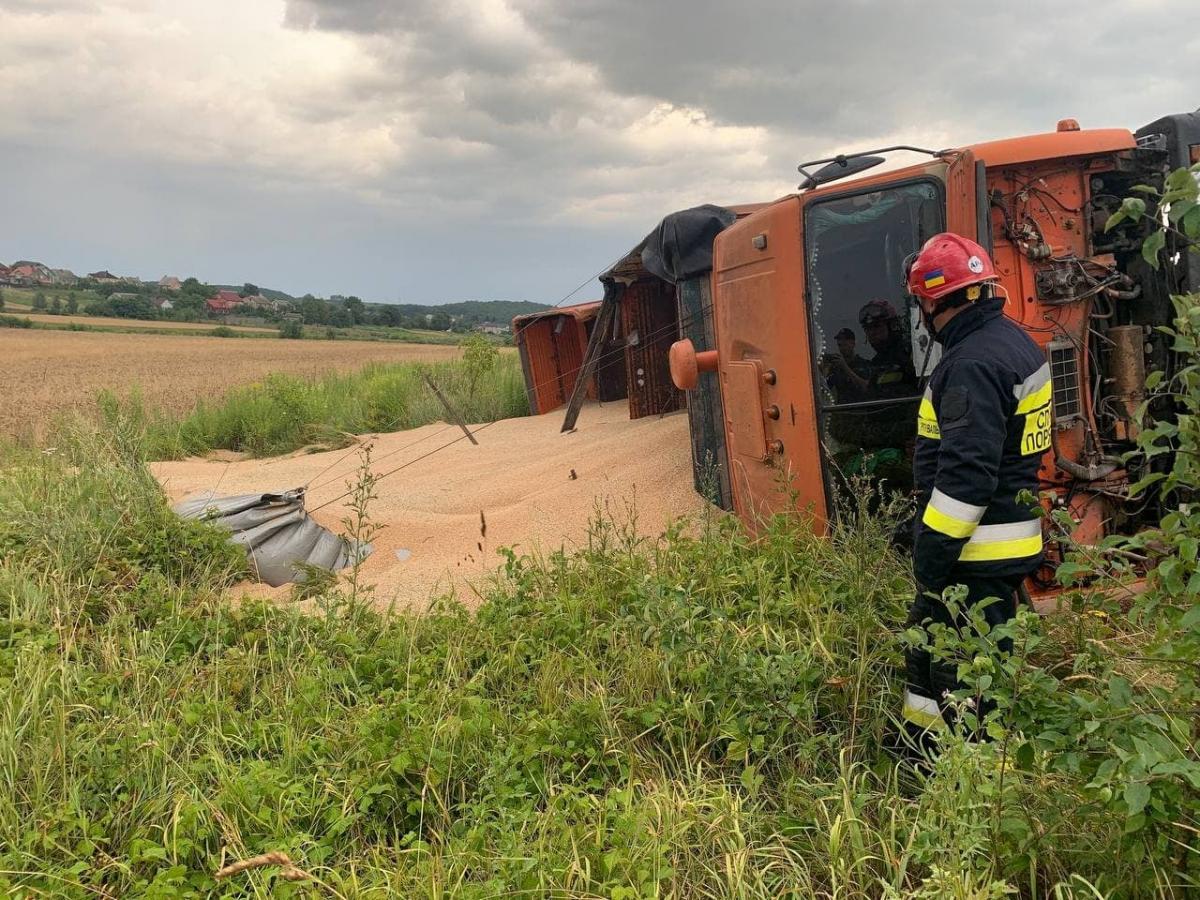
859,299,917,400
825,300,920,494
821,326,871,403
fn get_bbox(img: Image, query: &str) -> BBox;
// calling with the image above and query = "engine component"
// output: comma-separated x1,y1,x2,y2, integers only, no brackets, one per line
1106,325,1147,440
1048,339,1082,426
1036,260,1091,302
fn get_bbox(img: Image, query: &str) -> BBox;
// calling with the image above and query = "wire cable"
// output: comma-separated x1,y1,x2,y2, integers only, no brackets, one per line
305,422,457,494
306,421,500,514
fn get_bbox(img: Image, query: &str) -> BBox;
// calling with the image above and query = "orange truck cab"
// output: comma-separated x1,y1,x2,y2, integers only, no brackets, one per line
671,109,1199,596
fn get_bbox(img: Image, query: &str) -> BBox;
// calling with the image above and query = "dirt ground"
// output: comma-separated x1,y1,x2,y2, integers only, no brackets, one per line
1,329,462,441
151,403,707,611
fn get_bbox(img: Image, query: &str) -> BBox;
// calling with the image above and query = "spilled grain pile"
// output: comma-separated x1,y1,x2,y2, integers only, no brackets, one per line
151,402,705,609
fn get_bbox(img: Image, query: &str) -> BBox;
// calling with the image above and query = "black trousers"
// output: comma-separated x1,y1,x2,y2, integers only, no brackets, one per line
903,573,1023,727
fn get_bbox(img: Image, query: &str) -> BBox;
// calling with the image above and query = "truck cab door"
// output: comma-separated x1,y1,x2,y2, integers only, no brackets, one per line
712,197,826,531
944,148,983,247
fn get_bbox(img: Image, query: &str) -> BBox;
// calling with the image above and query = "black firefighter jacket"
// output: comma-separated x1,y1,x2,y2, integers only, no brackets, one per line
913,296,1049,593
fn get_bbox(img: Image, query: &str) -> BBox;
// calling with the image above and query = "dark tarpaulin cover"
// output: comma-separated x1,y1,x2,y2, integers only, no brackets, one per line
174,488,371,587
640,204,737,284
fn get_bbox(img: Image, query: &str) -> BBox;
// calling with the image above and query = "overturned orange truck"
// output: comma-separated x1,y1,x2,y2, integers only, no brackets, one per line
668,109,1199,596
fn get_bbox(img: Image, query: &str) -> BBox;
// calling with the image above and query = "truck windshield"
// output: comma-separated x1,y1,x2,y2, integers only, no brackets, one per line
804,180,943,499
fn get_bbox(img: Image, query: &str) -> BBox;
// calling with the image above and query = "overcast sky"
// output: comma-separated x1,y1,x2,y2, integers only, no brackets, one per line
1,1,1196,304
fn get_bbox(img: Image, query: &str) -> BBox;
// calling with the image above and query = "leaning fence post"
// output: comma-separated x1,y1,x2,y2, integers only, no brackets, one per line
422,373,478,445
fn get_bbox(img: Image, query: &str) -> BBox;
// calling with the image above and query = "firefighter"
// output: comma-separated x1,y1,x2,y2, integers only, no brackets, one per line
858,299,917,400
899,233,1050,742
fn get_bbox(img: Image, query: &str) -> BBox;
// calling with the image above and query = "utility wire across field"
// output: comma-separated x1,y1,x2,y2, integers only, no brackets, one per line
302,295,717,507
304,422,456,493
208,268,712,511
306,421,499,514
299,260,643,496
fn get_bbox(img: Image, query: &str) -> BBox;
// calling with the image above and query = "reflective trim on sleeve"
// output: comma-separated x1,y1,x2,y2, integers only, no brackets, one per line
917,386,940,440
1013,363,1052,414
921,488,986,539
958,519,1043,562
902,689,945,730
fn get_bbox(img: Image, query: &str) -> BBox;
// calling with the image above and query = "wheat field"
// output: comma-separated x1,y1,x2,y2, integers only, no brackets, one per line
1,329,464,442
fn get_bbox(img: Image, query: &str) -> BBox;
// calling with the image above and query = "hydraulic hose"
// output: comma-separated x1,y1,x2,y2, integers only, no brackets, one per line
1054,454,1123,482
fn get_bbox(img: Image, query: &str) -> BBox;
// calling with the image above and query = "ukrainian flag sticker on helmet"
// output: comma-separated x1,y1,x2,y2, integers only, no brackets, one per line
923,268,946,290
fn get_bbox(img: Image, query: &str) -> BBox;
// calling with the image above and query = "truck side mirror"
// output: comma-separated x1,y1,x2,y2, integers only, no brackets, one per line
669,339,718,390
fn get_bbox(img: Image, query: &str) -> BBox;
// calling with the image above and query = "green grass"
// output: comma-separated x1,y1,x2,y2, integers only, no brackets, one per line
118,353,529,459
0,418,1192,898
0,285,103,310
302,325,476,345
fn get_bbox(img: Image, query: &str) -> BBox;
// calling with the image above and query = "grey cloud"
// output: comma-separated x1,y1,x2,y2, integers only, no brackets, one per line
3,0,1197,305
287,0,1200,231
514,0,1197,141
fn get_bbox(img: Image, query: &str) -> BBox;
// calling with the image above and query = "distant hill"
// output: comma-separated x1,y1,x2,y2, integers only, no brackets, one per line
383,300,552,323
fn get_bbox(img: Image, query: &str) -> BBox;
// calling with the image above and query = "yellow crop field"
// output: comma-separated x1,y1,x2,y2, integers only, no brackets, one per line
1,329,463,441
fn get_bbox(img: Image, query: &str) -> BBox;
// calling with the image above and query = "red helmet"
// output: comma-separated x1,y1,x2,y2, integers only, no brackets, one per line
905,233,998,302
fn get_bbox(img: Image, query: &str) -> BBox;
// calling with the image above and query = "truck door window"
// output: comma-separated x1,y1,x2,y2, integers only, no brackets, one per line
805,181,944,498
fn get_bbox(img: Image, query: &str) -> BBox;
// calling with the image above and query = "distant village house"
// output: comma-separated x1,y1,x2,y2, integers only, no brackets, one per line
6,261,56,286
205,289,243,314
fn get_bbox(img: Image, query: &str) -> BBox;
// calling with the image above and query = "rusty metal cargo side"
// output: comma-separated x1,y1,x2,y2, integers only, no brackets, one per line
621,279,684,419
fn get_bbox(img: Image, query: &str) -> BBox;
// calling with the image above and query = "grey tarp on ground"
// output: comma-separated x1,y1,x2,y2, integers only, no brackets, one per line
174,488,371,587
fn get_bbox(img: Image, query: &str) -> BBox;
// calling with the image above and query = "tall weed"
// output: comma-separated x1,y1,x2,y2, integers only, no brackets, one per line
1,419,1189,896
112,353,529,459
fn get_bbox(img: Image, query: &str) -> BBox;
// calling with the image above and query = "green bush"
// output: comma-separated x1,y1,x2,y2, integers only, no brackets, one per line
278,320,303,339
0,314,32,329
461,332,499,391
209,325,236,337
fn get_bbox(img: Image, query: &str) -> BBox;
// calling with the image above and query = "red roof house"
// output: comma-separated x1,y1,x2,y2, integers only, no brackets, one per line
206,291,243,314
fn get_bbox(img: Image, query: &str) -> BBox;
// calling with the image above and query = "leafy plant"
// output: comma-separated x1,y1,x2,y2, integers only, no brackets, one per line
461,332,499,392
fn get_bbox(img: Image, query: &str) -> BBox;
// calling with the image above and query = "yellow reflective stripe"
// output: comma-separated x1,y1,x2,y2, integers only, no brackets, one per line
922,488,985,539
957,520,1043,562
1013,363,1051,414
917,397,940,440
959,534,1043,561
1015,380,1052,414
923,505,976,538
902,690,945,731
